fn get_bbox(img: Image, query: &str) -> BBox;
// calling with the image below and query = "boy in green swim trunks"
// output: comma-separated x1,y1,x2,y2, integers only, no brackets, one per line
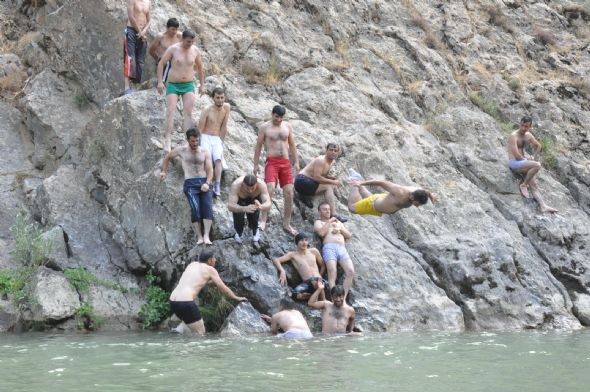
157,29,205,153
346,169,438,216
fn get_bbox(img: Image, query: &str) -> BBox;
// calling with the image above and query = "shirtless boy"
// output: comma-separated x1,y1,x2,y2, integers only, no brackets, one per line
261,298,313,339
314,202,354,299
123,0,151,94
507,115,557,213
169,250,247,334
347,169,437,216
272,232,326,301
294,143,341,215
198,87,231,196
157,30,205,153
308,283,356,334
253,105,300,235
160,128,214,245
148,18,181,83
227,174,272,244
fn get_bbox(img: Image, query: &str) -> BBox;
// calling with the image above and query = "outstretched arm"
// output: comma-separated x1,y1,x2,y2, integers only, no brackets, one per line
308,281,327,309
210,269,247,302
160,148,180,180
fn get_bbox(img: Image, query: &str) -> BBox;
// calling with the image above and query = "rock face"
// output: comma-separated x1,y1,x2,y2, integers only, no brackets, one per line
0,0,589,332
220,302,271,336
29,267,80,321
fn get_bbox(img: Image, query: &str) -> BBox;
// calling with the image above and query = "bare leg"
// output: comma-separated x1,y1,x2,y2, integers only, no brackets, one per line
214,160,222,185
164,93,179,153
283,184,297,235
529,180,558,213
340,259,355,300
124,78,130,91
186,319,206,335
260,182,276,230
316,184,336,216
202,219,213,244
182,92,196,131
348,183,372,213
326,261,337,290
193,221,204,245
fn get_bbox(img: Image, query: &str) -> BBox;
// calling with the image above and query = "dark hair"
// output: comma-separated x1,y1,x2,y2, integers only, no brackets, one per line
280,297,295,310
199,250,214,263
182,30,196,39
520,115,533,124
272,105,286,116
331,285,345,297
166,18,180,28
186,127,200,140
411,189,429,205
326,142,339,151
317,201,330,211
294,231,309,245
244,174,257,186
211,87,225,97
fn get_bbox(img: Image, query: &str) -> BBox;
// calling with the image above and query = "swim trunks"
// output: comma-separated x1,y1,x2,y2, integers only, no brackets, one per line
157,58,171,83
322,243,351,264
123,26,146,84
166,81,195,96
170,300,202,324
277,330,313,339
183,177,213,222
294,174,319,196
291,276,328,301
264,157,294,187
508,159,528,171
353,193,387,217
200,134,228,169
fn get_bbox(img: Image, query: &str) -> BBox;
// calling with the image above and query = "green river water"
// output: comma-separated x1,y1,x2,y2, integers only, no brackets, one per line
1,330,589,391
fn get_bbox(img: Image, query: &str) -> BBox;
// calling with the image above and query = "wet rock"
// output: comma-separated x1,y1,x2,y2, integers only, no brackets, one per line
220,302,271,336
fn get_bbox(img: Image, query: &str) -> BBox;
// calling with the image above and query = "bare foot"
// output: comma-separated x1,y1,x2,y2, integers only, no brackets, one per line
196,238,204,245
258,221,266,231
541,205,558,213
283,225,298,236
519,183,531,198
204,238,213,245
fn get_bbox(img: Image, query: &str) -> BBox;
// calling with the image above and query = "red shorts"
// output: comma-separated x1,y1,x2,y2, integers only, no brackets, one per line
264,157,294,187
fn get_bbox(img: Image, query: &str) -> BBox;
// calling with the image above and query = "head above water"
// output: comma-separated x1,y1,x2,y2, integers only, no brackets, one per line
331,285,345,306
410,189,429,206
198,250,215,264
166,18,180,28
294,231,309,246
279,297,295,311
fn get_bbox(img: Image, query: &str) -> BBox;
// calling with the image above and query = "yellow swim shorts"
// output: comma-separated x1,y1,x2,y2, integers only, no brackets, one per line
353,193,387,217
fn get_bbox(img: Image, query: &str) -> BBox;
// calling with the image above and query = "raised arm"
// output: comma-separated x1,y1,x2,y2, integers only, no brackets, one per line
272,253,293,286
253,126,265,176
287,124,299,172
313,219,331,239
361,180,405,197
210,269,246,302
308,281,327,309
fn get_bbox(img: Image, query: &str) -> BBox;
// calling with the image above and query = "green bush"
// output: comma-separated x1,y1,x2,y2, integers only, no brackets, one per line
539,137,558,170
76,302,103,331
64,268,97,293
199,285,235,332
10,212,51,267
139,271,170,329
0,270,17,296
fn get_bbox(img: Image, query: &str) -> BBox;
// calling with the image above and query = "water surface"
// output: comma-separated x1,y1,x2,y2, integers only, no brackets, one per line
1,330,589,391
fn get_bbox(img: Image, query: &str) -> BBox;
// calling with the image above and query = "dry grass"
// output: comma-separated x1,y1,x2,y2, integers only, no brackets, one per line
240,56,283,86
562,4,589,20
533,26,557,46
424,32,443,50
324,60,350,72
411,13,430,32
0,70,27,92
473,63,492,79
408,80,425,100
335,39,349,57
263,56,281,86
485,6,514,33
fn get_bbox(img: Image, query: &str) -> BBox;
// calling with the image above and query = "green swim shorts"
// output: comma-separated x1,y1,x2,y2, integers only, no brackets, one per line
166,81,195,96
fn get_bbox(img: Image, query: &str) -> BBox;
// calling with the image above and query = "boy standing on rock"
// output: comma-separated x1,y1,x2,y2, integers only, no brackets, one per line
123,0,151,94
160,128,214,245
198,87,231,196
227,174,272,245
507,115,557,213
157,30,205,153
253,105,300,235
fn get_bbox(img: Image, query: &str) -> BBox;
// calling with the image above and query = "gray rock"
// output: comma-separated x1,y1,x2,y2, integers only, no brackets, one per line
220,302,271,336
30,267,80,321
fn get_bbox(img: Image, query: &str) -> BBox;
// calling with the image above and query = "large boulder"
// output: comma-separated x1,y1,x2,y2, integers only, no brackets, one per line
220,302,271,336
29,267,80,321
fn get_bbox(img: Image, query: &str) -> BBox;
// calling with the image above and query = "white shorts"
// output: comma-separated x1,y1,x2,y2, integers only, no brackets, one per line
200,134,227,169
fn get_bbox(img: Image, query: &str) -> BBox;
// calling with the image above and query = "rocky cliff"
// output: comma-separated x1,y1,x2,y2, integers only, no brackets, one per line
1,0,589,332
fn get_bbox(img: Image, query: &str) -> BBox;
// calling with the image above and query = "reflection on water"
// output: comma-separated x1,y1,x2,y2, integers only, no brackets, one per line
1,331,589,392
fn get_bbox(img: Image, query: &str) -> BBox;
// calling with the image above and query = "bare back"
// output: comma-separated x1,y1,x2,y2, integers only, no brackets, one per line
127,0,150,30
169,262,214,301
373,186,415,214
260,120,292,158
166,44,201,83
177,145,208,178
322,302,355,334
290,249,322,281
273,309,311,333
200,103,230,136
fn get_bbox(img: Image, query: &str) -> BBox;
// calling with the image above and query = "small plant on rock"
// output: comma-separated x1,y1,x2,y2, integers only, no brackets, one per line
533,27,557,46
76,302,103,331
539,136,558,170
139,271,170,329
199,285,235,332
10,212,51,268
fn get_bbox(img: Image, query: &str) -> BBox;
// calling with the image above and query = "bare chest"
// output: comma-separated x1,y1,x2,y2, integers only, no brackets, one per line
266,127,289,142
